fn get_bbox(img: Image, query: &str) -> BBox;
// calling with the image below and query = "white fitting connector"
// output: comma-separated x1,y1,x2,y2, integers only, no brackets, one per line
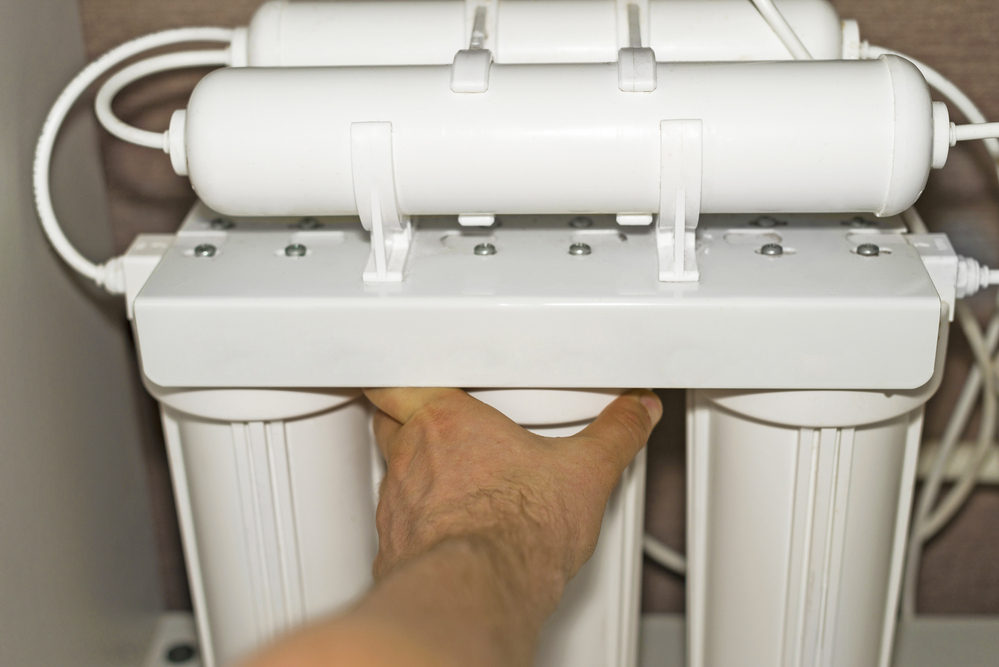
168,110,188,176
956,255,999,299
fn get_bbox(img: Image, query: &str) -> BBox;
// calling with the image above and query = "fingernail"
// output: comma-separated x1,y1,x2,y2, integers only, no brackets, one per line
639,391,663,425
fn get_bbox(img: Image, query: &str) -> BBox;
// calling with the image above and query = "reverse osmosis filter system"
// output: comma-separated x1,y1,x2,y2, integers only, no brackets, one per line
31,1,999,666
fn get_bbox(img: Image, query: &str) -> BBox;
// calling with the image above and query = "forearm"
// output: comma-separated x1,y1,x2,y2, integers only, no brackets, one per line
242,535,560,667
241,388,660,667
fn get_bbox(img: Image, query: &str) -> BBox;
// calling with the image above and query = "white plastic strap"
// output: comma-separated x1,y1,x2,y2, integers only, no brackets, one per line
453,2,494,92
350,122,412,283
617,2,657,92
658,119,702,282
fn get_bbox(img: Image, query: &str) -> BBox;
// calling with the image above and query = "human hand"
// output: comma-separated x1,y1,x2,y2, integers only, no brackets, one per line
239,388,661,667
364,388,662,610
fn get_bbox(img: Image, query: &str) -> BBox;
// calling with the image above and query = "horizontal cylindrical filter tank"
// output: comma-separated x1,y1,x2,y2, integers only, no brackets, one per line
181,56,935,219
243,0,845,66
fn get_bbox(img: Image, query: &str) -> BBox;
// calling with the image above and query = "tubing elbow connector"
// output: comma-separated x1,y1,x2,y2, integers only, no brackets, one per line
956,255,999,299
97,256,127,295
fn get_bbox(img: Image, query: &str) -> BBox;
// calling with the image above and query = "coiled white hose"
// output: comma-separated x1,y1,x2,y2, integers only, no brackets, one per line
94,49,231,150
33,27,235,293
859,43,999,619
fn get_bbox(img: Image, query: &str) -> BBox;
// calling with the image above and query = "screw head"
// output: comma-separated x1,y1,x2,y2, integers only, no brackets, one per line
749,216,784,228
209,217,234,230
297,217,321,230
569,216,593,229
193,244,216,258
569,242,592,256
760,243,783,256
842,216,877,228
473,243,497,256
856,243,880,257
165,643,197,663
284,243,307,257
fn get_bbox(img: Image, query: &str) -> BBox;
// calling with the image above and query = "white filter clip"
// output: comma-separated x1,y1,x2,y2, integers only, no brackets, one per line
351,122,412,283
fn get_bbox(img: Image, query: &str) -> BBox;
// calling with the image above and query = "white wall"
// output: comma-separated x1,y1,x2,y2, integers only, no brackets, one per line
0,0,163,664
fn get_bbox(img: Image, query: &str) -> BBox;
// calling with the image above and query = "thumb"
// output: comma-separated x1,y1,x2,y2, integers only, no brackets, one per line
575,390,662,473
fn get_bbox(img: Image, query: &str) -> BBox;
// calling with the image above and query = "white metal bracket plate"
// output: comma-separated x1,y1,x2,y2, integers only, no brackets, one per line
133,206,941,390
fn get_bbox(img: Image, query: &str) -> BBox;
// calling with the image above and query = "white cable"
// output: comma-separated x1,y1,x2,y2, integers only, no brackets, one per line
901,300,999,617
643,533,687,576
95,50,231,150
33,27,235,293
952,122,999,143
919,417,997,541
918,305,999,541
865,41,999,617
749,0,812,60
901,207,929,234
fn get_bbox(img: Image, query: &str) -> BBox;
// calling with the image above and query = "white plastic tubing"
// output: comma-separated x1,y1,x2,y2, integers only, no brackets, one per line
95,50,232,150
33,27,235,292
179,56,938,220
862,44,999,619
748,0,813,59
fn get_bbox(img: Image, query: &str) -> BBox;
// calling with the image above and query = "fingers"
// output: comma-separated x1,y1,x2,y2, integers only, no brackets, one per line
575,390,662,472
363,388,465,424
372,410,402,460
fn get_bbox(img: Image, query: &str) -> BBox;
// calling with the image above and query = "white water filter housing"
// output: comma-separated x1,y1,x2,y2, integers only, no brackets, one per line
115,2,963,667
241,0,846,66
175,56,943,220
154,384,642,667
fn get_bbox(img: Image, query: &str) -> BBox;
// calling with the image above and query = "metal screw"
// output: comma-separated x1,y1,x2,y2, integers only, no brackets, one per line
209,217,234,230
297,217,321,230
193,244,216,258
569,216,593,229
842,216,877,228
760,243,783,256
749,216,784,228
856,243,880,257
285,243,307,257
569,242,592,256
474,243,497,256
165,643,197,663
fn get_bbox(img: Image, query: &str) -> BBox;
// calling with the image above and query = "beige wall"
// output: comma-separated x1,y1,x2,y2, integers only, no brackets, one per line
74,0,999,616
0,0,164,665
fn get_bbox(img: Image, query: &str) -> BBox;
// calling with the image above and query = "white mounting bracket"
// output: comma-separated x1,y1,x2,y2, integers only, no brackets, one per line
452,3,493,93
458,214,496,227
351,122,412,283
617,1,656,92
658,119,702,282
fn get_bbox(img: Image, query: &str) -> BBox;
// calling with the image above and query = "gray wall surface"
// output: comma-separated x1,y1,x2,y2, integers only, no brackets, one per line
0,0,163,665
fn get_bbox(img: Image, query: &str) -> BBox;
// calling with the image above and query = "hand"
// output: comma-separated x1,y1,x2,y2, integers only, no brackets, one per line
365,388,662,618
240,388,661,667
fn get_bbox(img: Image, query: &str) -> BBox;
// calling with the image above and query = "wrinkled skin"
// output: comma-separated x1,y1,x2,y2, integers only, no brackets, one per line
241,388,661,667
